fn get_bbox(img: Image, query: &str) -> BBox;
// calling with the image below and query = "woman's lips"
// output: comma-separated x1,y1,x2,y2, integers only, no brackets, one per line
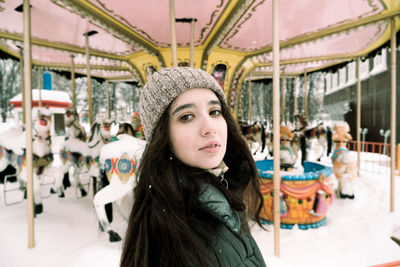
199,142,220,152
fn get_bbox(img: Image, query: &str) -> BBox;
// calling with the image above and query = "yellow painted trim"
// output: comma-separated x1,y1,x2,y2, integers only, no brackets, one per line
203,0,240,48
0,31,127,61
64,0,157,50
246,9,400,57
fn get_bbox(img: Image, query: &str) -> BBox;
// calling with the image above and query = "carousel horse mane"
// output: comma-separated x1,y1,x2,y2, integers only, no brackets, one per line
294,113,308,131
117,123,135,137
88,120,112,144
71,121,87,142
88,122,100,143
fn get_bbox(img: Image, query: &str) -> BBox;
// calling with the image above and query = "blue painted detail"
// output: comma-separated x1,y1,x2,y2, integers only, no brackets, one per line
256,159,332,181
297,218,327,230
104,159,112,172
118,158,131,174
259,218,327,230
260,219,272,225
85,156,92,165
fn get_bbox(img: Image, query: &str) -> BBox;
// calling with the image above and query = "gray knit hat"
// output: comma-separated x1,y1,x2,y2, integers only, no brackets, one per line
139,67,226,142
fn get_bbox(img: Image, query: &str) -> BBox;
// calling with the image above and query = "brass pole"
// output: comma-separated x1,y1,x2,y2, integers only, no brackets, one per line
169,0,178,67
390,18,396,212
37,67,42,108
356,58,361,175
106,80,110,119
23,0,35,248
272,0,281,257
304,71,308,119
37,66,42,89
281,75,286,123
248,80,252,122
84,33,94,126
70,55,76,110
190,19,195,67
19,49,26,124
294,76,298,119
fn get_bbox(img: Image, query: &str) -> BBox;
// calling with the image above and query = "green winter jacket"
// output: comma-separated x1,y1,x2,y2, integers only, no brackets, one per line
197,183,266,267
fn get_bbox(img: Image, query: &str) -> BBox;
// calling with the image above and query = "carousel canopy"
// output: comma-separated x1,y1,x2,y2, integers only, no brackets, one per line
0,0,399,95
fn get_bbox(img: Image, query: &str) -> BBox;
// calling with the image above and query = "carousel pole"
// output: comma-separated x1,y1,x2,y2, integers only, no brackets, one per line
23,0,35,248
272,0,281,257
294,76,298,118
248,80,252,122
84,31,97,126
70,55,76,110
304,71,308,119
37,66,42,108
356,57,361,175
106,80,110,120
190,19,196,67
19,48,26,124
281,73,286,123
169,0,178,67
390,17,396,212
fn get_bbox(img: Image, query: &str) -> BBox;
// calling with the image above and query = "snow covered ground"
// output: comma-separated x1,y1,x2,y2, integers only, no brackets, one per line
0,125,399,267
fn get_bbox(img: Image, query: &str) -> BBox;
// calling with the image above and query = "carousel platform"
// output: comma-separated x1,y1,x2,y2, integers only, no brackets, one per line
256,160,334,229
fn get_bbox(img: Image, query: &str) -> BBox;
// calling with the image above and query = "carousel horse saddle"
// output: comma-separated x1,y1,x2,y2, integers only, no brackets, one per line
104,154,139,183
332,148,349,161
33,153,53,168
71,152,83,166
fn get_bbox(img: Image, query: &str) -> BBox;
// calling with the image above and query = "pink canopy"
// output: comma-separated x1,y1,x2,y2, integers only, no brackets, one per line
0,0,398,87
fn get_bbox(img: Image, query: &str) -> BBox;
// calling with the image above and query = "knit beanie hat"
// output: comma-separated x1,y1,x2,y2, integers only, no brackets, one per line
139,67,226,142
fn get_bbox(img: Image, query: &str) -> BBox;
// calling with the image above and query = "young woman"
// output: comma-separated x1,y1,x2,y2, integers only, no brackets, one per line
120,67,266,267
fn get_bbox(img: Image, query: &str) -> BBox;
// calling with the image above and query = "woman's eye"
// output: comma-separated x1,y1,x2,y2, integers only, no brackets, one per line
210,109,221,116
179,114,193,122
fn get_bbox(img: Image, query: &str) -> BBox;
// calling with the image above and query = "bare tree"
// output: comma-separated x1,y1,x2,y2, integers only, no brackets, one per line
0,59,20,122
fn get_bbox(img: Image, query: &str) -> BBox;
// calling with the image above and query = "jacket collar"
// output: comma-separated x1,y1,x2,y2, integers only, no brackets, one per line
198,162,240,233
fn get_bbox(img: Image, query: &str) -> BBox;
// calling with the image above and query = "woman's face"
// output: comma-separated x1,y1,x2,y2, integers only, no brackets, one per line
169,88,227,169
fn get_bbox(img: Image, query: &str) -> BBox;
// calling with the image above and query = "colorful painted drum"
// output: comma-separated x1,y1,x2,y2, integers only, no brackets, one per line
256,160,334,229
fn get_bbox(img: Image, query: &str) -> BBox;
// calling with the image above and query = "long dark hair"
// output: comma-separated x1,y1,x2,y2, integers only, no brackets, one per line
120,93,264,267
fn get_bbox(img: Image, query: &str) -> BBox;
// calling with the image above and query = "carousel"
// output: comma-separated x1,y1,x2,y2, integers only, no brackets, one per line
0,0,398,260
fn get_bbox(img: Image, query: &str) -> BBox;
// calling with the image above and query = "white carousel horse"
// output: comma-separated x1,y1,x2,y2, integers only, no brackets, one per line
239,121,266,155
331,122,357,199
52,108,88,198
0,126,22,184
292,114,330,166
16,112,53,214
84,119,112,195
94,122,146,242
280,125,296,171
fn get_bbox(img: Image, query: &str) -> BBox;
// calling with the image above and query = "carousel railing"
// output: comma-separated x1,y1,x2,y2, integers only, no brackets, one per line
346,141,400,175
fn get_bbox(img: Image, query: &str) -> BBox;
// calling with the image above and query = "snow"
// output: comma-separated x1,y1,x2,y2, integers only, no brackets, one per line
9,89,72,104
0,124,400,267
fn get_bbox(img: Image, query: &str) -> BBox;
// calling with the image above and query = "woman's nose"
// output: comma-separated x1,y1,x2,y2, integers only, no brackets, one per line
200,117,217,136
